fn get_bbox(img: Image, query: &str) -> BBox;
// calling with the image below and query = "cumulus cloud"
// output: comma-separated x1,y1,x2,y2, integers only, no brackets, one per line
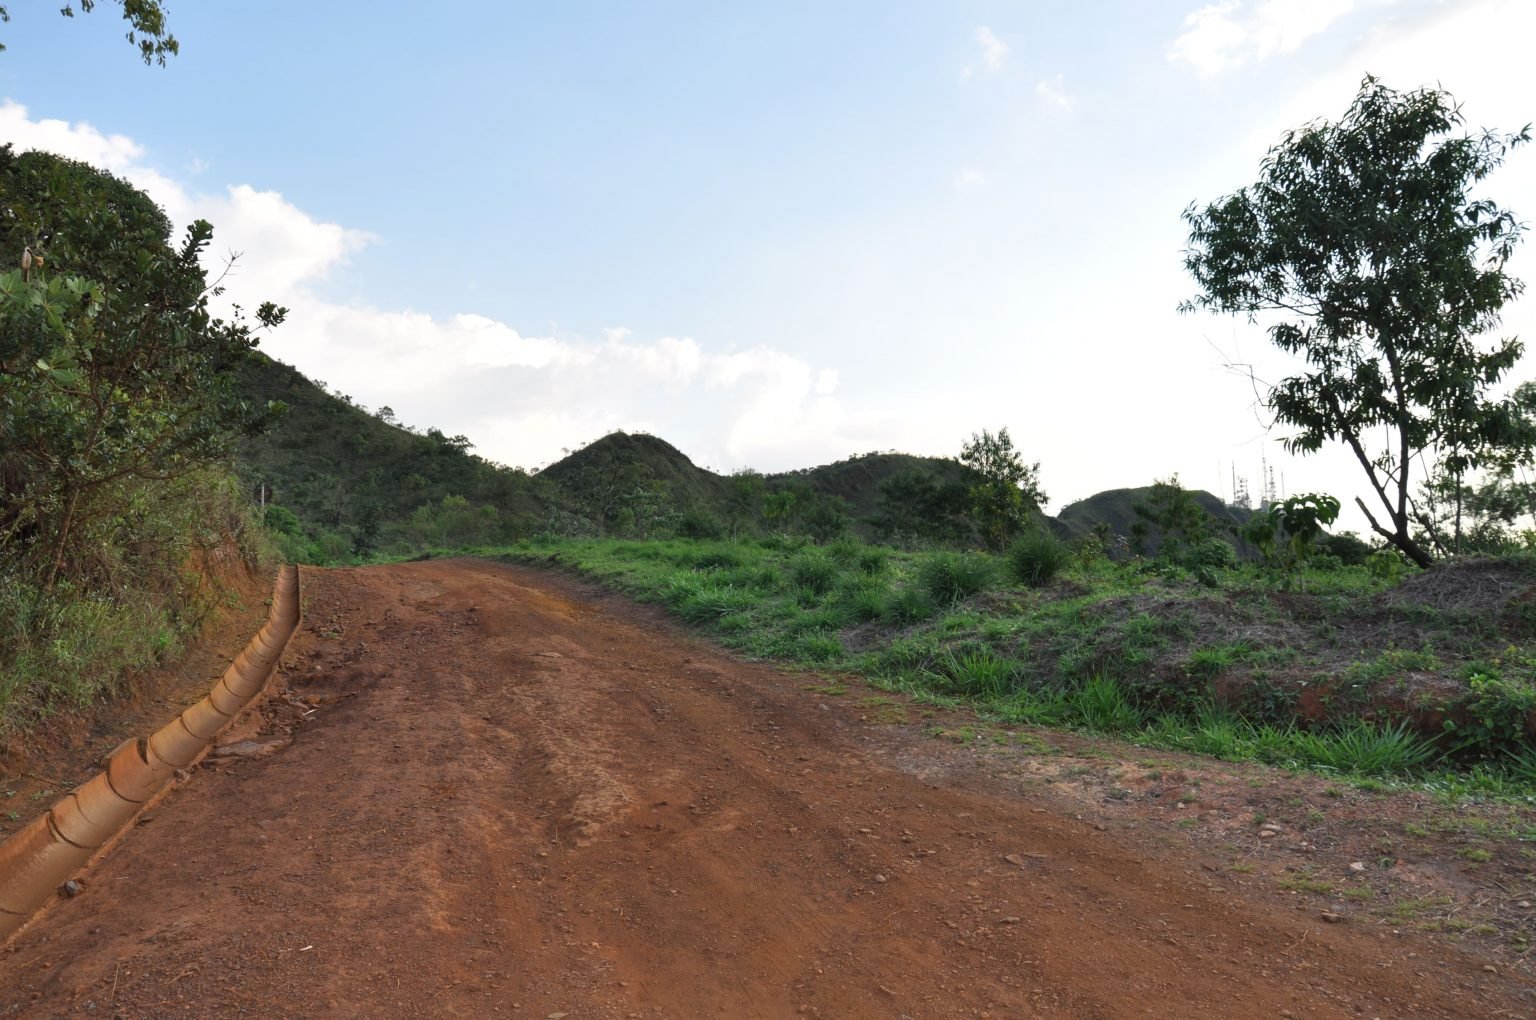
1168,0,1368,76
0,99,872,475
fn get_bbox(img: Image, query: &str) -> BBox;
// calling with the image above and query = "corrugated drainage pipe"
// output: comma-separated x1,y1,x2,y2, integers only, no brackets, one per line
0,565,301,943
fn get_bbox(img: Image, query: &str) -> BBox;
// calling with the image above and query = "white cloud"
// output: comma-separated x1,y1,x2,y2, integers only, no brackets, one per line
953,167,986,189
0,98,875,475
976,26,1009,72
1168,0,1365,76
1035,75,1074,111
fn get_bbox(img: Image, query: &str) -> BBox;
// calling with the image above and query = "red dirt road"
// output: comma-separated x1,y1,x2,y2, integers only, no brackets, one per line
1,559,1530,1017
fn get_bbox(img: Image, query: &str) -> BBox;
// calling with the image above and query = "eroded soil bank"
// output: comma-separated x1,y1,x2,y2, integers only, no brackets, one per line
1,558,1531,1018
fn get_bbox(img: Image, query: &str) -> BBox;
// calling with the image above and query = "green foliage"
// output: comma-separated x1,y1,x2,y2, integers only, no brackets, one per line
788,550,839,596
0,1,179,64
0,147,285,591
1444,671,1536,759
917,551,996,605
1288,721,1439,775
675,508,726,540
929,645,1017,698
886,585,938,624
1070,676,1142,733
1007,528,1070,587
1244,493,1342,572
1131,476,1225,564
1183,77,1531,567
959,428,1045,550
874,468,970,545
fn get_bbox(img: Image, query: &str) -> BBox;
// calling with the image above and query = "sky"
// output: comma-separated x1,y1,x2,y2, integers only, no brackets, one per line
1,0,1534,530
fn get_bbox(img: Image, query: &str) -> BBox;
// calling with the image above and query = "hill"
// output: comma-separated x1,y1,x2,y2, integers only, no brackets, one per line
234,355,1250,557
232,353,556,554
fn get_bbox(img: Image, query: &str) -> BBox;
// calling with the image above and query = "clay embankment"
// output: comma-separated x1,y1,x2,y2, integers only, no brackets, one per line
0,558,1530,1018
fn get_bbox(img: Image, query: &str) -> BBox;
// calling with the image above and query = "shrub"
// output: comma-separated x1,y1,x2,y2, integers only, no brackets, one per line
675,509,726,540
1179,537,1237,571
1444,672,1536,759
918,552,996,605
1007,529,1070,587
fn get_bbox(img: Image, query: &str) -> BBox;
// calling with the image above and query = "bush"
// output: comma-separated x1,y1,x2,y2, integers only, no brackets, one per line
1178,537,1237,571
675,509,726,540
918,552,996,605
1007,529,1070,587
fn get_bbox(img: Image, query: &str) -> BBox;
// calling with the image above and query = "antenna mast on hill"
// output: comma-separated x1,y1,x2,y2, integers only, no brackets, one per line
1231,464,1251,510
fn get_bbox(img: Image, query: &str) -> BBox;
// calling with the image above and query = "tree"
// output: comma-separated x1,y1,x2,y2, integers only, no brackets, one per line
0,2,178,64
0,146,285,588
1182,77,1530,567
959,427,1045,550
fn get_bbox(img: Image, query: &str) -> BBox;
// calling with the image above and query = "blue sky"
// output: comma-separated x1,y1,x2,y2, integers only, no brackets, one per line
2,0,1534,527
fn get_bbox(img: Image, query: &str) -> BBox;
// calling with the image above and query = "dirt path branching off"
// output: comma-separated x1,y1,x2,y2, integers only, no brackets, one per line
1,559,1532,1018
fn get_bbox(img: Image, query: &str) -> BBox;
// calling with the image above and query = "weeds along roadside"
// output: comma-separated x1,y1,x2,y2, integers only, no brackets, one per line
468,534,1536,800
0,469,274,741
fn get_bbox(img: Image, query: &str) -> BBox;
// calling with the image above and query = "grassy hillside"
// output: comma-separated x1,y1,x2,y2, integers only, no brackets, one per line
496,534,1536,794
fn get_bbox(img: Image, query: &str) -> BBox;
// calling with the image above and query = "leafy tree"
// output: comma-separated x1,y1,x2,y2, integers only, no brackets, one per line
0,1,178,64
0,146,285,589
802,493,851,543
726,468,765,538
1242,493,1341,569
1182,77,1530,567
959,427,1045,550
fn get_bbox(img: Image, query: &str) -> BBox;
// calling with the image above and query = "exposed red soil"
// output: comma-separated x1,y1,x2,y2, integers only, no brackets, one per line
1,558,1533,1018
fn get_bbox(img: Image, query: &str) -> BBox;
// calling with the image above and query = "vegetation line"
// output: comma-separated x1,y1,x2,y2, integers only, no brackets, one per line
469,534,1536,800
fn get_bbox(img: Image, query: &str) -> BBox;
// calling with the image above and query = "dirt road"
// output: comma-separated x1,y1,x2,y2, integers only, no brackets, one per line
1,559,1530,1017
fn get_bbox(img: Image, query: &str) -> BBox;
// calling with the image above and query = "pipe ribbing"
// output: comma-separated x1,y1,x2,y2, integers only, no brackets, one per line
0,566,301,943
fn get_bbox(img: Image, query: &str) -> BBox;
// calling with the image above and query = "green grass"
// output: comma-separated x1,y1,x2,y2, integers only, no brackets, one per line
487,536,1536,797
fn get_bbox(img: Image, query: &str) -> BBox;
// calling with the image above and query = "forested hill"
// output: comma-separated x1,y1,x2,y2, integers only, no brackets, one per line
232,352,551,547
234,351,1246,560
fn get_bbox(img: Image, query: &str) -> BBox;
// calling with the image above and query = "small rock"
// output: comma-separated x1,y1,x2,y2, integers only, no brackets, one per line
1519,901,1532,908
1348,861,1366,873
1258,830,1277,840
210,738,289,760
999,916,1021,924
1320,912,1344,924
1004,854,1026,867
58,880,82,898
874,874,887,884
1484,965,1498,974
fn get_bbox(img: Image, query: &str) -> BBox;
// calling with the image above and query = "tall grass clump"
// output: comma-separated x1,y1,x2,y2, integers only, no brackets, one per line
1008,529,1070,588
1289,721,1438,775
1069,676,1142,733
928,645,1017,698
918,551,996,605
788,550,840,596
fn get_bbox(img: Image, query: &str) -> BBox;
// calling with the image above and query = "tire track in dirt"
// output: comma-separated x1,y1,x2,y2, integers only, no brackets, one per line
1,558,1530,1018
